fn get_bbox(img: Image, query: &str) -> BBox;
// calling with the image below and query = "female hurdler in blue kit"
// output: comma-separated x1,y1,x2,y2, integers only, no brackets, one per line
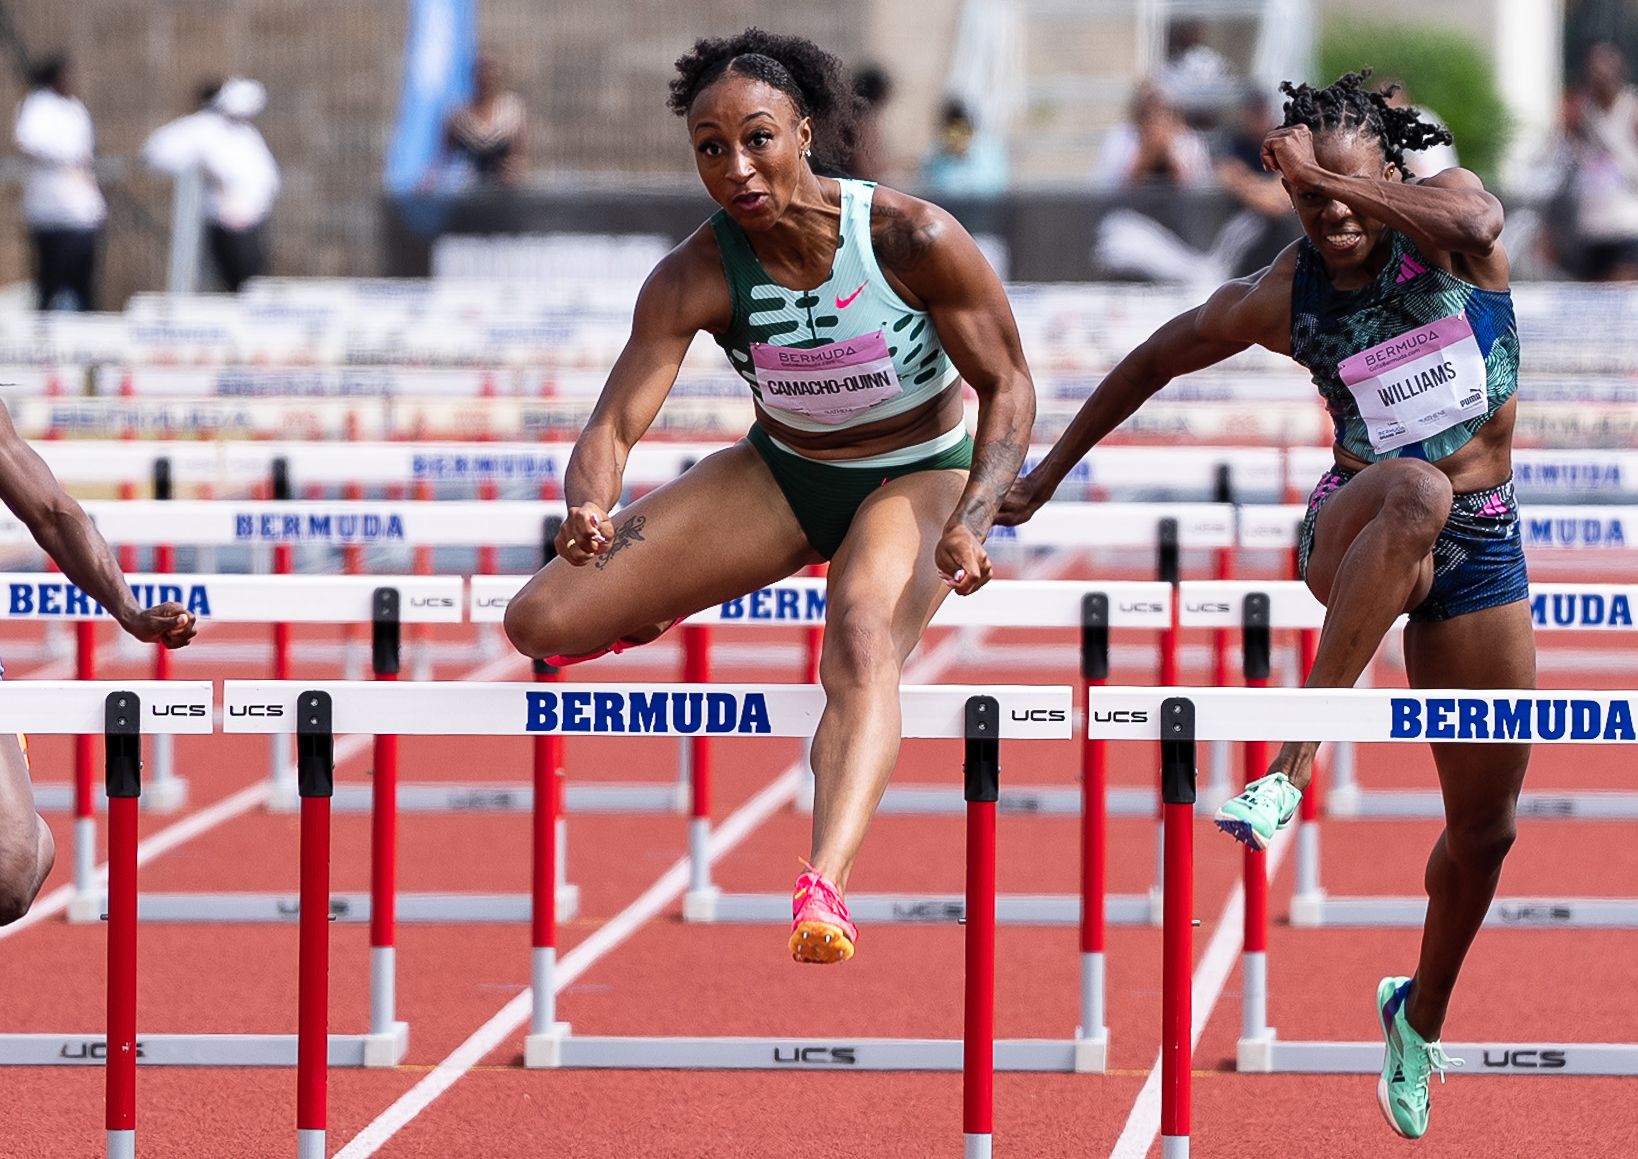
1000,72,1533,1140
503,30,1036,966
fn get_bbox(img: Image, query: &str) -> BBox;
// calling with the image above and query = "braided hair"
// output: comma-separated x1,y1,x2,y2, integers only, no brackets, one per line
1279,69,1453,178
669,28,861,175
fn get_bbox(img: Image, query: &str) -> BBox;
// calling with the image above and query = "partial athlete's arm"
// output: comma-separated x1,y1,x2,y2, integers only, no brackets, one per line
876,198,1034,595
559,247,708,565
997,267,1281,524
0,405,194,647
1265,126,1503,259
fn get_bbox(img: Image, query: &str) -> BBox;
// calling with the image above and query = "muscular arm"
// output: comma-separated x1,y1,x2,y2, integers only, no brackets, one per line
559,237,722,561
0,405,192,646
873,196,1035,549
1001,254,1292,520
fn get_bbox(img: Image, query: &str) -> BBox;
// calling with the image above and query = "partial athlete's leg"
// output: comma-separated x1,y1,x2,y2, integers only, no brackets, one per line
1216,460,1453,850
504,442,819,660
1401,600,1535,1040
0,734,53,924
1275,460,1453,789
806,468,966,889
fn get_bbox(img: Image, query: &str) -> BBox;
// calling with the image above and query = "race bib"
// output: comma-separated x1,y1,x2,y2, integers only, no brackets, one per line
751,331,902,425
1338,314,1490,454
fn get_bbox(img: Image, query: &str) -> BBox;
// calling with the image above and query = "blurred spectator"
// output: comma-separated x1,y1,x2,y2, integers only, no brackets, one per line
920,99,1007,197
1155,19,1240,128
1094,81,1213,191
1565,41,1638,281
1383,79,1460,178
14,55,105,311
142,77,281,292
437,54,527,188
849,64,894,182
1212,89,1300,275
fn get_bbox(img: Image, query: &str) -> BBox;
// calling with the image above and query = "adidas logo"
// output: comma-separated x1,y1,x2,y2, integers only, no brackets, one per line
1396,255,1428,283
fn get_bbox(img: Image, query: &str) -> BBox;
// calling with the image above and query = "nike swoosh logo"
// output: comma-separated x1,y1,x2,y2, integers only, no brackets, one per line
835,281,868,309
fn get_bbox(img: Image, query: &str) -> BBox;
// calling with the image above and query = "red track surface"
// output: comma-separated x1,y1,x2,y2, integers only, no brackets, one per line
1,557,1637,1158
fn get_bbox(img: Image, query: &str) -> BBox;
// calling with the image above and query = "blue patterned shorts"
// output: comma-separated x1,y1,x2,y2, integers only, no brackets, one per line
1297,468,1530,623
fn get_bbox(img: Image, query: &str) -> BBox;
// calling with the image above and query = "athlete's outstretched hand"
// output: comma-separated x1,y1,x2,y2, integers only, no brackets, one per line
936,524,993,596
994,473,1048,528
557,504,614,566
122,603,197,650
1260,124,1322,189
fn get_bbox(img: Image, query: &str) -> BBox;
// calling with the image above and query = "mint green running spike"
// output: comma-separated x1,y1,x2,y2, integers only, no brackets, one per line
1213,772,1302,850
1376,976,1464,1139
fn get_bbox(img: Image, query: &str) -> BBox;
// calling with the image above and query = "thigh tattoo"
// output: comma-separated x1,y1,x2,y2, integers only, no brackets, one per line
594,514,647,571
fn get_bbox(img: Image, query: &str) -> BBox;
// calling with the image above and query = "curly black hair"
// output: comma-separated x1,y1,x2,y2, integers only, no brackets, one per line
1279,69,1454,178
668,28,861,175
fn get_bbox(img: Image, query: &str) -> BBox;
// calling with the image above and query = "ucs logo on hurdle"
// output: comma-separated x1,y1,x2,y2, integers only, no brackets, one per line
771,1045,857,1066
60,1041,145,1061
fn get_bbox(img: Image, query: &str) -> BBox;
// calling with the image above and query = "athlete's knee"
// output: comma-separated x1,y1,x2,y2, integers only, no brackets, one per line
819,613,898,689
0,819,50,926
1379,467,1452,550
503,589,576,660
1442,815,1517,875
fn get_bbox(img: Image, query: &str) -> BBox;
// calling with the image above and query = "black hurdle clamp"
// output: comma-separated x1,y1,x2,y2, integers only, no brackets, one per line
963,695,1001,804
372,586,401,677
153,457,173,503
1157,518,1180,586
296,690,335,800
1159,696,1197,807
270,456,292,502
1080,592,1110,682
104,691,142,800
1242,592,1271,682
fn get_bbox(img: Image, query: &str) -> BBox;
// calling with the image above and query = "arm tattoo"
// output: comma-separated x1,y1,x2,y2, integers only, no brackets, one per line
956,430,1028,533
594,513,647,571
871,203,941,276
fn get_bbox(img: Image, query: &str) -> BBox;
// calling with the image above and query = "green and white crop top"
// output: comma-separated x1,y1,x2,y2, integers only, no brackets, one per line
709,178,961,440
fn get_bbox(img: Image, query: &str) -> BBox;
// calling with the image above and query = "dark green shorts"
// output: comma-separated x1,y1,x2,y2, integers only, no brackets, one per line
746,424,974,559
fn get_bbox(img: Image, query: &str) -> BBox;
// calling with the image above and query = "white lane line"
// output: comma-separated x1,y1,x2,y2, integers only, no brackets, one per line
0,650,527,943
1108,826,1294,1159
330,554,1079,1159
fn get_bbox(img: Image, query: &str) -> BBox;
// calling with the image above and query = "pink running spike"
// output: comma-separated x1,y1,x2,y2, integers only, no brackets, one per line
790,867,858,964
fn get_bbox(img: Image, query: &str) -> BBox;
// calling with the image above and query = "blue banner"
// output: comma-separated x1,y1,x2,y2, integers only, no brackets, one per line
384,0,476,194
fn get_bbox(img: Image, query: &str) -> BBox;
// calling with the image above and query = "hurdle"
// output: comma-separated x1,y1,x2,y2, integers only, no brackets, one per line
674,578,1169,934
223,679,1073,1149
0,685,400,1087
33,684,376,1159
1179,579,1638,930
1079,685,1638,1078
8,573,460,933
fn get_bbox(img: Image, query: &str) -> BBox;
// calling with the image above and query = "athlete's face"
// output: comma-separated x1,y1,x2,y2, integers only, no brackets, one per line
687,75,812,229
1290,130,1401,277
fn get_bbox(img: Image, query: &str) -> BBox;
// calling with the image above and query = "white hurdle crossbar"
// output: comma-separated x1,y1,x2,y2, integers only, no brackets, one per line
225,680,1073,1159
5,573,512,945
1180,580,1638,930
1083,685,1638,1080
